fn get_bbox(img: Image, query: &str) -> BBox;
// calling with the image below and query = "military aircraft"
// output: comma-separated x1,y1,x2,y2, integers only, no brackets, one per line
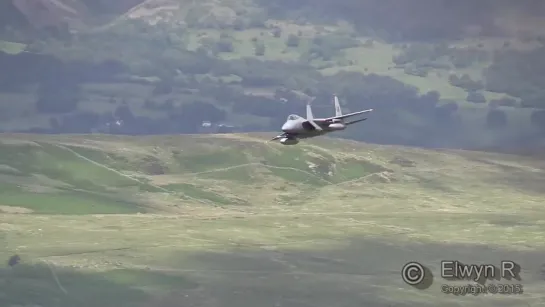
270,95,373,145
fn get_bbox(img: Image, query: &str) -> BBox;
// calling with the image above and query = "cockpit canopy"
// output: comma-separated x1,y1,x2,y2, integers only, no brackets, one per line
287,114,301,121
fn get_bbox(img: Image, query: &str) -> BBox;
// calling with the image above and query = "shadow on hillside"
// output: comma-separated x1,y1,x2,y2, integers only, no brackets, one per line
462,157,545,195
495,170,545,195
149,237,545,307
0,261,203,307
3,237,545,307
0,262,156,307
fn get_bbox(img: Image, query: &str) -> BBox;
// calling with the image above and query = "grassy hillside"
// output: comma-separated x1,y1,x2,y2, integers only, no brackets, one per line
1,133,545,307
77,13,542,103
65,0,545,104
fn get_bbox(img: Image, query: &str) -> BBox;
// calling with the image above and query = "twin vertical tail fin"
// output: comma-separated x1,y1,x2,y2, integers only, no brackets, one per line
334,95,342,118
306,97,322,131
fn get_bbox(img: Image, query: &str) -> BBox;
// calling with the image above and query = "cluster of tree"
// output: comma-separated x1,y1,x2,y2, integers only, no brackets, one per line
448,74,484,91
393,43,447,65
393,43,489,69
391,43,545,110
14,62,545,148
199,35,235,55
215,58,321,88
258,0,545,42
251,38,266,56
193,30,361,63
186,6,268,30
14,36,544,140
30,19,190,76
79,0,145,15
448,47,489,69
484,47,545,109
404,65,430,77
466,91,486,104
303,34,361,61
489,97,517,108
4,12,545,149
0,50,127,92
46,101,227,135
486,109,507,129
531,110,545,131
35,80,81,114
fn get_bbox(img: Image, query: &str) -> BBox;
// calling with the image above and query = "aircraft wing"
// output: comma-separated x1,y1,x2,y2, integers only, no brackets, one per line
344,118,368,125
308,115,369,126
326,108,373,121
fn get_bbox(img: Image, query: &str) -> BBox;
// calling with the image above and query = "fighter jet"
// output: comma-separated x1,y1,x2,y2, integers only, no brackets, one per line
270,95,373,145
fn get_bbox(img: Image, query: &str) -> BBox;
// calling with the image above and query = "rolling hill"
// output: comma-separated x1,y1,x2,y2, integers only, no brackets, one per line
1,133,545,307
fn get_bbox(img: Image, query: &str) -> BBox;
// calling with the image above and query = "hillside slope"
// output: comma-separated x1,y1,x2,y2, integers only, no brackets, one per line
8,0,146,28
1,1,545,152
1,133,545,306
2,132,544,216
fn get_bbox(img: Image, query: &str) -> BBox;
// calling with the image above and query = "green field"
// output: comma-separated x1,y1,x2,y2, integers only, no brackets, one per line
0,40,25,54
1,133,544,307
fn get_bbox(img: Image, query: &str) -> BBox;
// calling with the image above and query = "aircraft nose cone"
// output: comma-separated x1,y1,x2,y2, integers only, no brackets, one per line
282,122,292,132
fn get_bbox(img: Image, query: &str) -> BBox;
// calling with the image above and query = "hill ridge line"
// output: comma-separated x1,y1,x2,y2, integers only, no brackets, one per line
180,162,335,185
49,141,388,201
51,143,215,207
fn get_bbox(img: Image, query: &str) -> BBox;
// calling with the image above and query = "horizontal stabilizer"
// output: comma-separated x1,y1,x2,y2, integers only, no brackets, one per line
330,109,373,120
345,118,367,126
